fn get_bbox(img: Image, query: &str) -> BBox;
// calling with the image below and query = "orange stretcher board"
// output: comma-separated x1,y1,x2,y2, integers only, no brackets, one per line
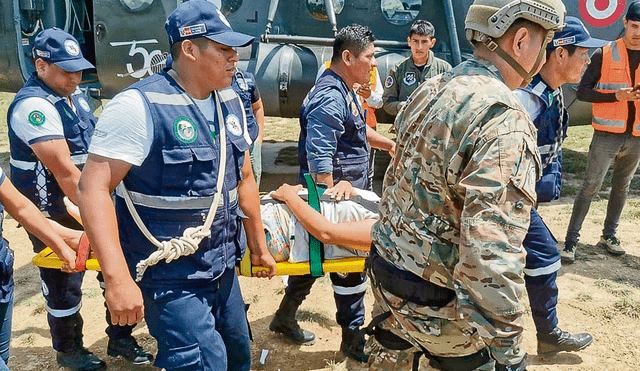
33,247,367,277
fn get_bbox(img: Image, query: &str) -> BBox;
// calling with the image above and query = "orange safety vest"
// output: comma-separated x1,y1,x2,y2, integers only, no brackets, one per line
593,38,640,136
323,61,378,128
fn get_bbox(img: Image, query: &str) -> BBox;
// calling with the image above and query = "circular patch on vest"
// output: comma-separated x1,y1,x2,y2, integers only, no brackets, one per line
173,116,198,144
226,114,243,136
403,72,416,86
384,75,394,89
64,39,81,57
28,110,46,126
78,97,91,112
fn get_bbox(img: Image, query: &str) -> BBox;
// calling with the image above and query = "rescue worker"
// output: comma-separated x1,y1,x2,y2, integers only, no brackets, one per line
7,28,152,370
270,25,395,363
232,67,265,187
514,16,600,356
382,19,451,117
76,2,276,371
366,0,566,370
560,1,640,262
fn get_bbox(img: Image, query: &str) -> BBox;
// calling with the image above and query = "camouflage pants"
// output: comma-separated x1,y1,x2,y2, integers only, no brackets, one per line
366,275,495,371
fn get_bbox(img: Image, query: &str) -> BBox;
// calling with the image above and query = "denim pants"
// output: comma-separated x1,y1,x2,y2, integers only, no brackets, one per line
565,130,640,245
0,300,12,370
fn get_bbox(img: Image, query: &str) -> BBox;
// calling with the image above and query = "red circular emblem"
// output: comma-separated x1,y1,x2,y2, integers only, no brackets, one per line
580,0,625,28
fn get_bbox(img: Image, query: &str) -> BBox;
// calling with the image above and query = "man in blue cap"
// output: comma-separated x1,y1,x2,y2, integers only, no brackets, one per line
77,1,276,370
7,28,152,370
514,16,604,356
560,1,640,262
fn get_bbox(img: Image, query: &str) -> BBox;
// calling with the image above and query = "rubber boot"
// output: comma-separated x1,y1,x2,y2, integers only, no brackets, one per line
269,296,315,345
340,327,368,363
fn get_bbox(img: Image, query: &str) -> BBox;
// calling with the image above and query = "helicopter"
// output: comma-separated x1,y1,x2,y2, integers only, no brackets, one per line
0,0,631,124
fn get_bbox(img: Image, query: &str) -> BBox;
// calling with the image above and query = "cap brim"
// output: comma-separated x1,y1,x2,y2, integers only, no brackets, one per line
575,38,608,48
54,58,95,72
206,31,254,47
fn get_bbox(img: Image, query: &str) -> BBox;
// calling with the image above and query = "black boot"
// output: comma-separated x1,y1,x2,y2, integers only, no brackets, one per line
57,347,107,371
537,327,593,355
269,296,315,345
340,327,368,363
108,335,154,365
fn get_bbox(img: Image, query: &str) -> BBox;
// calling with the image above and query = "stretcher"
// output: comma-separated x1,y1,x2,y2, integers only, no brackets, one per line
32,247,367,276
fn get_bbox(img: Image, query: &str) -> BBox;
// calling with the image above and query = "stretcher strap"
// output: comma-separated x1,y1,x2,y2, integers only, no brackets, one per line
303,173,324,277
75,232,90,271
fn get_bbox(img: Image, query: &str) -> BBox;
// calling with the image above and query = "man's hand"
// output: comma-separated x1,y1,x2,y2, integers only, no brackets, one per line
251,251,277,278
105,278,145,326
326,180,357,201
355,83,372,99
615,87,640,101
271,184,303,203
58,246,77,273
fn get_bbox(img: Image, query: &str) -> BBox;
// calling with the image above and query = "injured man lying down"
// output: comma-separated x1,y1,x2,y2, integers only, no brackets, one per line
262,183,378,263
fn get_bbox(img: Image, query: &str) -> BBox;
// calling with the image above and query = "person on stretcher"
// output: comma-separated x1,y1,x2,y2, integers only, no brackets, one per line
263,182,378,263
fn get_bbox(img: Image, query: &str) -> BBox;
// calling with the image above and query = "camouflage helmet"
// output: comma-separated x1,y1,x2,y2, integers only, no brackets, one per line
465,0,566,44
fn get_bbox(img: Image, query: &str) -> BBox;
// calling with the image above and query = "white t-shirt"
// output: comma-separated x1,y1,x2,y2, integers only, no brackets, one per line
513,88,545,122
89,89,216,166
261,188,380,263
10,97,66,145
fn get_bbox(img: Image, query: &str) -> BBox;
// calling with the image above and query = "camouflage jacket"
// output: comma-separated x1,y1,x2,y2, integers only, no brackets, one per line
372,57,541,366
382,51,452,116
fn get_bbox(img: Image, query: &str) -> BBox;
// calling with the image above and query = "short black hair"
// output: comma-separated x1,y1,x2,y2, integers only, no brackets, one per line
170,38,209,62
546,44,578,59
331,24,376,64
409,20,435,38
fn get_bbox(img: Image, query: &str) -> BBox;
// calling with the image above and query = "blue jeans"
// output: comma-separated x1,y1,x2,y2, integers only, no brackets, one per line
565,130,640,245
0,300,12,370
141,268,251,371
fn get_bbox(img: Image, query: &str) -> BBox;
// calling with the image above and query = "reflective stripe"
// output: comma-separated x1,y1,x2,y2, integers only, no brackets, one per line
10,157,36,170
144,91,193,106
218,87,238,103
594,82,628,91
332,279,368,296
538,144,553,155
593,116,626,128
45,301,82,318
523,260,561,277
10,154,87,170
611,40,621,62
115,183,237,209
531,80,547,96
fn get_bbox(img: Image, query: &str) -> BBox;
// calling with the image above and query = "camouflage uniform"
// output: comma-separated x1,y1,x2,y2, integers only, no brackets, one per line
368,57,540,370
382,51,452,116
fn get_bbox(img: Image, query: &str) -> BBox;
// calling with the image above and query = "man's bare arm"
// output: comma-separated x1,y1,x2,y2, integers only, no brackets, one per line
32,139,82,204
77,154,143,326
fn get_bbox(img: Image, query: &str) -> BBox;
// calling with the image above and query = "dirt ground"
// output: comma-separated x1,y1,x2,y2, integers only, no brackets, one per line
1,185,638,371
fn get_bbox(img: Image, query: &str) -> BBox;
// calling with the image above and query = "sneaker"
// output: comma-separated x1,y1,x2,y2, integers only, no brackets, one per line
57,347,106,371
537,327,593,356
597,235,626,256
107,336,154,365
559,241,576,264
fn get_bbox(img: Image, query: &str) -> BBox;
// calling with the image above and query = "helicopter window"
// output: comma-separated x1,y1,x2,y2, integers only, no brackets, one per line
307,0,345,21
220,0,242,15
381,0,422,26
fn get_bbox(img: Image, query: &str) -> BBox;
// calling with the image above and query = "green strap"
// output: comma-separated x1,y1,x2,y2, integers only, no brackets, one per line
303,173,324,277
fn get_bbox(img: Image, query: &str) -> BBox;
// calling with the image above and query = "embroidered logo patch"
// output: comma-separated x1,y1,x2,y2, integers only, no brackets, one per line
384,75,394,88
78,97,91,112
64,40,80,56
34,49,51,59
28,110,45,126
403,72,416,86
351,101,359,117
173,116,198,143
226,114,242,136
179,23,207,38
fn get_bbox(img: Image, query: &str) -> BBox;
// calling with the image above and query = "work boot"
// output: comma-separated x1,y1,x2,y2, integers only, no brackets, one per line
340,327,368,363
537,327,593,356
597,235,625,256
559,241,576,264
57,347,106,371
269,297,315,345
108,335,154,365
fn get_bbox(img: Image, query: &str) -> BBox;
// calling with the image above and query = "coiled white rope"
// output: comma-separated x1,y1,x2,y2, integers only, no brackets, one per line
120,90,228,282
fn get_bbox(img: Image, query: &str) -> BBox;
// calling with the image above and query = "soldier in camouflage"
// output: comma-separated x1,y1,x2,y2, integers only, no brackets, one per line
366,1,566,371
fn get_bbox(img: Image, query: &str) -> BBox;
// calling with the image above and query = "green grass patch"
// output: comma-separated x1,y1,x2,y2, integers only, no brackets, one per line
297,309,333,329
575,293,593,302
614,297,640,319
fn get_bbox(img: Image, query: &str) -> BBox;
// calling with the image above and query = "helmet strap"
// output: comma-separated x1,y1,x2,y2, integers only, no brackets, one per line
481,30,554,87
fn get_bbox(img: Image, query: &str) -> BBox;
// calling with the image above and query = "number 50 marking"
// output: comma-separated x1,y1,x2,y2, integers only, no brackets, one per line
110,39,163,79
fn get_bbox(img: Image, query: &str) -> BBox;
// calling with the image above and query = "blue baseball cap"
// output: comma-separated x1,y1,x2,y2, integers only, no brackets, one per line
32,28,94,72
165,0,254,47
548,16,607,50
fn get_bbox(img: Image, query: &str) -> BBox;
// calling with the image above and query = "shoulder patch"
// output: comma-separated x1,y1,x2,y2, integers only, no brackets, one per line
385,75,394,89
28,110,46,126
173,116,198,143
403,72,416,86
78,97,91,112
226,114,243,136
